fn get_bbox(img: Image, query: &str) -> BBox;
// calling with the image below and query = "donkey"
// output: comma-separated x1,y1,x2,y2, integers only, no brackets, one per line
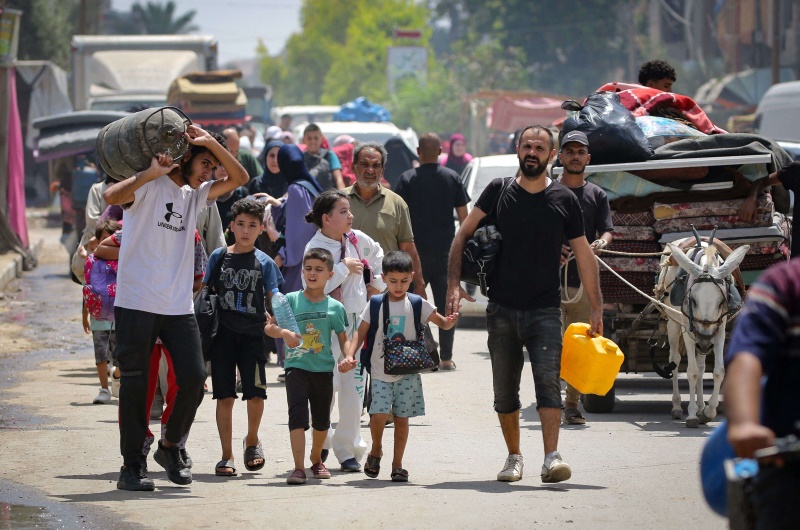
657,233,748,427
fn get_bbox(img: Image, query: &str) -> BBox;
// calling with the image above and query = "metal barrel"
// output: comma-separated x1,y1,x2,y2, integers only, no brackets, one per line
96,106,191,181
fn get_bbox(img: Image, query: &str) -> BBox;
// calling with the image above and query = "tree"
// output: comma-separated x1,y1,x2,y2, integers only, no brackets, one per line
278,0,360,104
431,0,634,97
131,1,198,34
320,0,430,104
11,0,78,69
390,63,465,135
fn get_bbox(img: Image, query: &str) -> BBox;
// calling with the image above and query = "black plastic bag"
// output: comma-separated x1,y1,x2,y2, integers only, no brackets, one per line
560,91,654,165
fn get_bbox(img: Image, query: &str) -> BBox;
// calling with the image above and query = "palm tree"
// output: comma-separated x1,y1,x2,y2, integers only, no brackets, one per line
131,1,199,34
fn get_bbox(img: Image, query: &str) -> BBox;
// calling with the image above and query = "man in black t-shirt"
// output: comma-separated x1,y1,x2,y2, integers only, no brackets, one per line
447,126,603,485
557,131,614,426
396,132,470,370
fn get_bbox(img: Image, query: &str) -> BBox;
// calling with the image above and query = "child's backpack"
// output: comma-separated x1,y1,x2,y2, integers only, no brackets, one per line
83,254,118,321
303,149,333,190
359,293,438,375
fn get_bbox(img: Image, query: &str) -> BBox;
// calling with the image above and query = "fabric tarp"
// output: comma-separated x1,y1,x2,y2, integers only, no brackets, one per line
6,68,30,251
487,96,565,132
15,61,72,150
32,110,129,162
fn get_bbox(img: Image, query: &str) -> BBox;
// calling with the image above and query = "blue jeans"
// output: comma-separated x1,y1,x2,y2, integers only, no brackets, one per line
486,303,563,413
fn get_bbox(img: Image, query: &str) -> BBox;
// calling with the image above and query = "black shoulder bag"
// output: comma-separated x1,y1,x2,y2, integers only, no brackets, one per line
194,248,227,361
460,177,512,296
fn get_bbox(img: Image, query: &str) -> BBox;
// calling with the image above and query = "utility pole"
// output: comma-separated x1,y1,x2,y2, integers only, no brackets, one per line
795,2,800,79
80,0,88,34
771,0,781,84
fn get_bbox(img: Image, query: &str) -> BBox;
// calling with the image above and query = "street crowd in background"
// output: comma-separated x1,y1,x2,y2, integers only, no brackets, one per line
62,59,800,528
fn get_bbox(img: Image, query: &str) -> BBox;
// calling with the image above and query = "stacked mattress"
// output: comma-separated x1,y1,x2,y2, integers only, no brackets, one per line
599,194,789,304
601,210,660,304
167,71,247,127
656,195,788,273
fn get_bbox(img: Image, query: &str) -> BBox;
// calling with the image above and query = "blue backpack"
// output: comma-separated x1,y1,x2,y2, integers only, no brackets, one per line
360,293,425,374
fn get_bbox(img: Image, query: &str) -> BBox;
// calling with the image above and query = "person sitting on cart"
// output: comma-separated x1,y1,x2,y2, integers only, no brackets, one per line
638,59,676,92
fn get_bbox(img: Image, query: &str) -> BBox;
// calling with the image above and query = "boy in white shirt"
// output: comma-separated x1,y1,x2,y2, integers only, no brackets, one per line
340,251,457,482
103,125,249,491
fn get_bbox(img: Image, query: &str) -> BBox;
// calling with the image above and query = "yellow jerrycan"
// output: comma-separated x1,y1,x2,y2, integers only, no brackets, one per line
560,323,624,396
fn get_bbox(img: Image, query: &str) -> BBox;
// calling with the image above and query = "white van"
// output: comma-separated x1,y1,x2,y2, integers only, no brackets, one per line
755,81,800,159
269,105,341,129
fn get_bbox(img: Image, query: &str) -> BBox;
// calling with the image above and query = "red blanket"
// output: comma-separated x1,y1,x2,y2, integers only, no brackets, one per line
595,83,726,135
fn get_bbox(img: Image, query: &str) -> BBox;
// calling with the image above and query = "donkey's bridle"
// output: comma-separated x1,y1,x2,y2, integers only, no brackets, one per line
682,273,730,339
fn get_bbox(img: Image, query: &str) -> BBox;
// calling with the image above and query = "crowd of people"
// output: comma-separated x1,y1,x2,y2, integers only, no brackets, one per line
65,61,797,520
73,121,485,489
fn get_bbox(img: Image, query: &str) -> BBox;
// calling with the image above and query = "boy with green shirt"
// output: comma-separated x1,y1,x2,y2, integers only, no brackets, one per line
265,248,350,484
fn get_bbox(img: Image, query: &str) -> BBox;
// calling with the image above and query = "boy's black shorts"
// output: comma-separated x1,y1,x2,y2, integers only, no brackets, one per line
210,326,267,401
285,368,333,431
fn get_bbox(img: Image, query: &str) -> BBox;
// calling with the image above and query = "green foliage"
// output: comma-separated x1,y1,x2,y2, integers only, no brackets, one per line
446,39,529,93
433,0,631,97
260,0,429,106
273,0,359,104
321,0,429,104
131,1,199,35
11,0,77,69
390,63,464,134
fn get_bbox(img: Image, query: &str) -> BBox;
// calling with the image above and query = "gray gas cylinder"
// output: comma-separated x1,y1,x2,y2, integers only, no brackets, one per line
96,106,192,181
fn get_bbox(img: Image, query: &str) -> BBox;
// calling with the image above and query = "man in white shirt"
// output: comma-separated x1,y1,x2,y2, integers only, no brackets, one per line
104,125,249,491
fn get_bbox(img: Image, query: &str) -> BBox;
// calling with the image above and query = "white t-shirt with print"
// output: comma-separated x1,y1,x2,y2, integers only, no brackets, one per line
359,296,436,383
115,176,212,315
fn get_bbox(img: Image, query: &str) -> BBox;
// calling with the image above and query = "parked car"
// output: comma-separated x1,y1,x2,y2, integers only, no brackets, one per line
270,105,340,129
457,154,520,324
755,80,800,160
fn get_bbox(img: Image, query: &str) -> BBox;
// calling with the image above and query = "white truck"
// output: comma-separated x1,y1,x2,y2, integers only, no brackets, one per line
71,35,218,111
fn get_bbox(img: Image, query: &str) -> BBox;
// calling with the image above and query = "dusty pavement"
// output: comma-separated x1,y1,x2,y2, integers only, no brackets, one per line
0,221,727,529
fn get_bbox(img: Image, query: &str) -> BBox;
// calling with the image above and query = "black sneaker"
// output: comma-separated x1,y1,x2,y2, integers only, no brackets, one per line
117,464,155,491
154,441,192,485
180,448,193,469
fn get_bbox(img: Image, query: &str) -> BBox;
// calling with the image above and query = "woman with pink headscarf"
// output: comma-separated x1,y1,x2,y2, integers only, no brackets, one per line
440,133,474,176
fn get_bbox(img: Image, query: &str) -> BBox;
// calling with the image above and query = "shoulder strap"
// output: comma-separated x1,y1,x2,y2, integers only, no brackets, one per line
296,180,320,198
381,293,391,335
489,177,513,219
361,293,385,374
407,293,423,331
346,231,362,260
209,248,227,292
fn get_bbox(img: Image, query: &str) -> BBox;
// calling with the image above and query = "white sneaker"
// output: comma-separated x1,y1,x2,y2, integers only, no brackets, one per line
93,388,111,404
111,376,121,398
497,454,524,482
541,452,571,483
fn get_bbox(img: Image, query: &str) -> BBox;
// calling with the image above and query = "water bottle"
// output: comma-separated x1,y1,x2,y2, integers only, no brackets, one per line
271,288,301,335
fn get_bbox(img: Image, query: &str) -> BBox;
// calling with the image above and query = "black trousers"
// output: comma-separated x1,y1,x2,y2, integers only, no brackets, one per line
420,252,455,361
114,307,206,466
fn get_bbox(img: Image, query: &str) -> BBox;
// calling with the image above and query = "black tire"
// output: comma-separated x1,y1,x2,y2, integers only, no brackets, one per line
581,385,616,413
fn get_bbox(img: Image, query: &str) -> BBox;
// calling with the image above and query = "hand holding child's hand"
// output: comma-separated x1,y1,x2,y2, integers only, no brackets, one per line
282,330,302,348
446,312,459,323
338,357,358,373
344,257,364,275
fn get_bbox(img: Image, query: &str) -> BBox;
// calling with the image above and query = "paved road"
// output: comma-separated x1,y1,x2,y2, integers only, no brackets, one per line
0,227,726,529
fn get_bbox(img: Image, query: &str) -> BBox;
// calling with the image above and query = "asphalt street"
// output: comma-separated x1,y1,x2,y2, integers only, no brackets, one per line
0,225,726,529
